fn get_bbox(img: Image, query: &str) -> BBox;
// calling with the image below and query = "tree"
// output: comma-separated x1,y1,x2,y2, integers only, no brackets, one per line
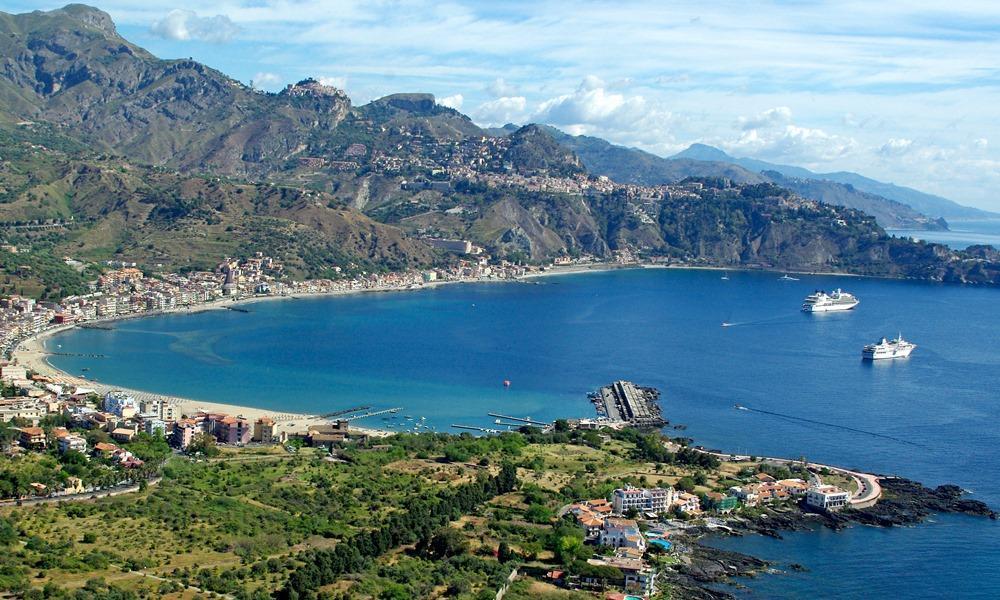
497,540,514,563
188,433,220,457
553,419,570,432
419,527,469,560
677,476,696,492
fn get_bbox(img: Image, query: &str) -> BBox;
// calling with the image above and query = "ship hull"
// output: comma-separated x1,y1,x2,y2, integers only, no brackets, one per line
802,301,859,313
862,346,916,360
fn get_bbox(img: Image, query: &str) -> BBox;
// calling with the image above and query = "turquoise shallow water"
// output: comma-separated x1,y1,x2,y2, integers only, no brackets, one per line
50,268,1000,598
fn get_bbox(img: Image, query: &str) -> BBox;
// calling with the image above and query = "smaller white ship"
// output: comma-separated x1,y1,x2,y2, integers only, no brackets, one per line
802,288,859,312
779,274,800,281
863,334,916,360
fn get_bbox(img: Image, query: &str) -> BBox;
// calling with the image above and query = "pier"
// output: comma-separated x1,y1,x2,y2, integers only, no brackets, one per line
487,413,551,426
48,352,106,358
318,405,371,419
451,424,502,434
592,380,666,427
342,407,402,421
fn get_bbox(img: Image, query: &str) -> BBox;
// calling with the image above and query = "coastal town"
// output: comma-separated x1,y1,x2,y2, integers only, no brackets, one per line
0,247,949,599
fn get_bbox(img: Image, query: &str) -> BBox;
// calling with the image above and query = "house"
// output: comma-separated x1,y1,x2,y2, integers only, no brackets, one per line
62,476,85,495
806,485,850,511
110,427,136,443
585,556,657,596
142,417,166,436
598,518,645,551
777,478,810,496
704,492,739,513
18,426,46,449
672,492,701,513
730,485,760,507
57,434,87,455
307,420,350,447
755,472,777,483
93,442,120,456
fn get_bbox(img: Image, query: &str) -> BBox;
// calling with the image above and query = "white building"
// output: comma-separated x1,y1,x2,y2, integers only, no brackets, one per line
612,485,675,515
143,417,166,436
598,518,646,551
58,435,87,454
104,391,138,417
806,485,850,511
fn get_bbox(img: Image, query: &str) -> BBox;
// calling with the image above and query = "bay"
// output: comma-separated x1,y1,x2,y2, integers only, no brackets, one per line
49,267,1000,598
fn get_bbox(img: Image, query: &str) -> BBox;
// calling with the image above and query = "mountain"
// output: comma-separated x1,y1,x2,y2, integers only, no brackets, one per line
0,4,998,291
673,144,995,220
540,127,765,186
547,133,947,230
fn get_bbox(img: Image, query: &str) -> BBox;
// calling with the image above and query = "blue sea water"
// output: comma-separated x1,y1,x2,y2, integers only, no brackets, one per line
49,268,1000,598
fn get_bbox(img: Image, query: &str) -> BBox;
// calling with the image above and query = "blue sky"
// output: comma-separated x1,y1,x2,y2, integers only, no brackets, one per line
9,1,1000,211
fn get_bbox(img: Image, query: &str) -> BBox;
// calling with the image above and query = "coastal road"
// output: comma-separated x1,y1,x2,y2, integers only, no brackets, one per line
0,477,161,508
683,444,882,507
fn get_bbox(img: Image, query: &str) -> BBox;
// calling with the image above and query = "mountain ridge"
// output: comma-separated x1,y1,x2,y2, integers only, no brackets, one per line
673,143,994,220
0,4,998,292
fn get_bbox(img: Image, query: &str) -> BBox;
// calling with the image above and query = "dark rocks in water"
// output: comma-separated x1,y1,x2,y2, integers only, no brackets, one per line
789,563,808,572
663,543,770,600
845,478,997,526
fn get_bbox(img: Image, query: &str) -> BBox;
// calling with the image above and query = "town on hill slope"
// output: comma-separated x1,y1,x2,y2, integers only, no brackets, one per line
0,4,999,296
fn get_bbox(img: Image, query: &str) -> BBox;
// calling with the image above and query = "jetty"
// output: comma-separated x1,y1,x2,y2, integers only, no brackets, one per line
487,413,551,426
318,405,371,419
591,380,666,427
343,407,402,421
452,424,502,434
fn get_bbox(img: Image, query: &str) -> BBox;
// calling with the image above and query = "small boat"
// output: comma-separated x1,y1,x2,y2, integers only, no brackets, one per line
734,404,748,411
721,322,731,328
721,272,730,280
779,274,800,281
503,379,511,388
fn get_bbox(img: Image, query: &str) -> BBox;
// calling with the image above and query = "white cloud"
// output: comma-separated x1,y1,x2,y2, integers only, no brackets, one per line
472,96,528,125
739,107,793,131
438,94,464,109
150,9,240,43
317,76,347,89
973,137,989,150
252,72,282,90
878,137,914,156
534,77,648,129
727,123,858,164
486,78,518,98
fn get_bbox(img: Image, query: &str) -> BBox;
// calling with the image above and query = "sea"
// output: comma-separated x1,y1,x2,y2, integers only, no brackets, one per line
888,217,1000,250
48,267,1000,598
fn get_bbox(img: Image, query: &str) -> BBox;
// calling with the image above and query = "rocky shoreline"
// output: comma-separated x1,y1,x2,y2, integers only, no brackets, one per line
661,477,996,598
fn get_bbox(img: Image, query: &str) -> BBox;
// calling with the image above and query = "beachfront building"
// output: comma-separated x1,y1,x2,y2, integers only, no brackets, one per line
253,417,277,443
104,391,138,418
214,416,252,445
598,518,646,551
729,485,760,507
143,417,166,436
612,485,675,515
806,485,850,511
172,420,199,449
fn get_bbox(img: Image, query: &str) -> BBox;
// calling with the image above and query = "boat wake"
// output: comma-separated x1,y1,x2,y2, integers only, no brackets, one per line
736,405,924,448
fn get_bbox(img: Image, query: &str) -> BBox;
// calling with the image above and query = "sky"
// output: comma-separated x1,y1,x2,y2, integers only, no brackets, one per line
9,1,1000,211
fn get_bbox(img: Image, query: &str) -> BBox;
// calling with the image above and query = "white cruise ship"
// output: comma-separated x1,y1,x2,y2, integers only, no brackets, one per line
863,335,916,360
801,288,859,312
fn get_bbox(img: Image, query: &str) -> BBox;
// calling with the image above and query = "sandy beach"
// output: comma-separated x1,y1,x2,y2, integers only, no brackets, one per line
11,318,385,438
